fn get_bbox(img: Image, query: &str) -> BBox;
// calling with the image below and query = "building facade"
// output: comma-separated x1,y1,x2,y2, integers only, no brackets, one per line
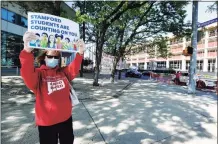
126,18,217,73
1,2,76,68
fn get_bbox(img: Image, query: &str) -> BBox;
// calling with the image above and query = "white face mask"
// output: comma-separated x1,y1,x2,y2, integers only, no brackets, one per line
45,58,59,68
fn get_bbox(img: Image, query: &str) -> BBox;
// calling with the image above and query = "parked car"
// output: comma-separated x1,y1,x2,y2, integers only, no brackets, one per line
172,72,217,88
125,69,142,78
172,71,189,85
142,70,152,76
196,77,217,88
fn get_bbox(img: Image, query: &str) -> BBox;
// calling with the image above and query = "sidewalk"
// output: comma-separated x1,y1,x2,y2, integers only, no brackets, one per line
1,75,130,144
1,75,131,104
1,76,217,144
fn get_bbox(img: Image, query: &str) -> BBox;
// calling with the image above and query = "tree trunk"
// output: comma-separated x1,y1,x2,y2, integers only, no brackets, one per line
80,22,85,77
80,1,86,77
93,27,106,86
93,39,103,86
110,56,119,83
93,59,100,86
188,1,198,94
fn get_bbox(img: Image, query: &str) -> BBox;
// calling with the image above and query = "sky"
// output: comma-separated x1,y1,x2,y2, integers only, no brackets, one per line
185,1,217,23
65,1,217,23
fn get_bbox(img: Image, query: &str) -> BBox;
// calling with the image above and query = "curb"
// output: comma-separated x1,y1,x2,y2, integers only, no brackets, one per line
112,82,133,98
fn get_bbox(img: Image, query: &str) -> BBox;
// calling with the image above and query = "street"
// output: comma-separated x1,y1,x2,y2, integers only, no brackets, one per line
1,76,217,144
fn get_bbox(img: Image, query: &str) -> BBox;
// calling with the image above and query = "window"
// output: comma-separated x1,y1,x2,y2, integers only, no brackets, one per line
1,8,27,28
208,49,217,57
21,17,27,27
132,63,137,66
197,60,203,71
7,10,16,23
1,8,7,20
209,29,217,37
197,51,204,57
169,60,182,69
157,61,166,68
138,63,144,70
186,37,191,42
208,59,216,72
1,31,23,67
186,61,190,71
178,38,183,43
127,64,130,68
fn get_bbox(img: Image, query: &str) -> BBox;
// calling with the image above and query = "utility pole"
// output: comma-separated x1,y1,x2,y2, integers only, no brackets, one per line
188,1,198,94
80,0,86,77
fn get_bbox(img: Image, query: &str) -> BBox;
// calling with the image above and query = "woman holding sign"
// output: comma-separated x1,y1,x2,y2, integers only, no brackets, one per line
20,31,85,144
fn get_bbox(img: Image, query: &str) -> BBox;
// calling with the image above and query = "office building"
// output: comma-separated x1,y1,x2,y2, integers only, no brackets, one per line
126,18,217,73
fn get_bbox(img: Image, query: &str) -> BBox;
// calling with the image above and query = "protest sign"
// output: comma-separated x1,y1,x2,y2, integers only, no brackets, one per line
28,12,80,53
100,53,114,74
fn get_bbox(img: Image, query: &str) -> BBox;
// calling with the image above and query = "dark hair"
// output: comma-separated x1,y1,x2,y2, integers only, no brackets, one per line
35,33,40,37
36,50,61,67
36,51,47,66
55,34,63,39
65,38,70,42
42,32,48,37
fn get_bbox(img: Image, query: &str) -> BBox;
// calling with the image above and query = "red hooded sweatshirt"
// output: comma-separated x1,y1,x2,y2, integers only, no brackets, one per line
19,50,83,126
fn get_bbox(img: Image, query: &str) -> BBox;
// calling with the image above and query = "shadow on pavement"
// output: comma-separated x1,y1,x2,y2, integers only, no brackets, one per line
1,76,217,144
81,80,217,144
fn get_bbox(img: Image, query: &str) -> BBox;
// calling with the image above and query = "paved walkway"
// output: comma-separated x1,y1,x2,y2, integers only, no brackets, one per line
1,76,217,144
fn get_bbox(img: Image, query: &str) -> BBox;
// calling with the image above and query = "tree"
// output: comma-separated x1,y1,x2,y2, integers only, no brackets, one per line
73,1,152,86
7,1,62,16
102,2,190,82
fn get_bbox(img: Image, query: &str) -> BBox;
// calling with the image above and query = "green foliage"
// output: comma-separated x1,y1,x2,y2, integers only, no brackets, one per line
73,1,189,83
7,1,61,16
152,36,172,58
7,1,75,18
101,1,190,60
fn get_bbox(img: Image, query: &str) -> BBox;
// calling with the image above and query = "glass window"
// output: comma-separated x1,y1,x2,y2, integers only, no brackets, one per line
178,38,183,43
209,29,216,37
21,17,27,27
1,8,27,28
1,8,8,20
1,31,23,67
7,10,16,23
186,37,191,42
138,63,144,70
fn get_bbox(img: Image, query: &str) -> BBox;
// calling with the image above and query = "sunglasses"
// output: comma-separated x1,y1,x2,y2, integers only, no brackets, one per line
46,55,60,59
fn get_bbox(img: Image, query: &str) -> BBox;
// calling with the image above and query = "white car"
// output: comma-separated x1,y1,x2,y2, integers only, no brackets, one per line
172,72,217,88
183,75,216,88
172,71,189,84
196,77,217,88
